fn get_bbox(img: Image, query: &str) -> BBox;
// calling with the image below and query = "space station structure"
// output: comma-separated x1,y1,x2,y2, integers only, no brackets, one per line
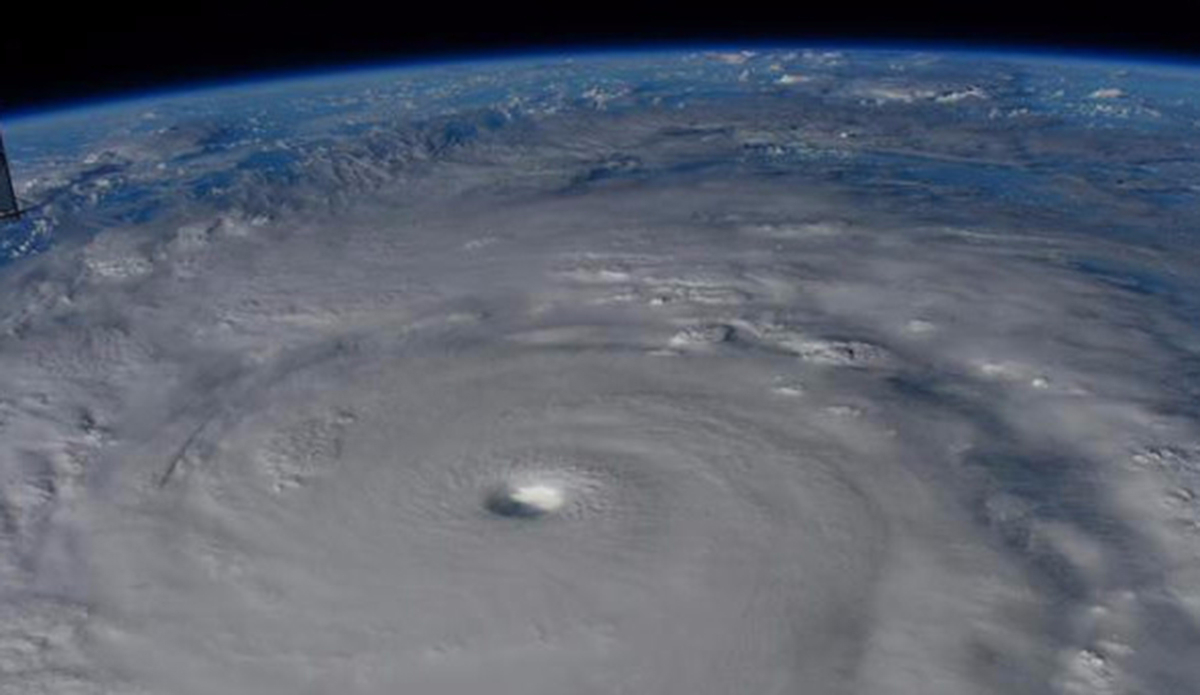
0,130,21,220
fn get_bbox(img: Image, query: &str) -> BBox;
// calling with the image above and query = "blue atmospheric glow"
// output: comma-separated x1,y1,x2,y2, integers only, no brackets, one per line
2,39,1198,123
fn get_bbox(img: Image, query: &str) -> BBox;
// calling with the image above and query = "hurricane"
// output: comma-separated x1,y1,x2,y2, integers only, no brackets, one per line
1,47,1199,694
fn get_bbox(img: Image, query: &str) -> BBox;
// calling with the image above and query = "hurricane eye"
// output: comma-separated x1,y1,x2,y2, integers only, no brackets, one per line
484,480,567,518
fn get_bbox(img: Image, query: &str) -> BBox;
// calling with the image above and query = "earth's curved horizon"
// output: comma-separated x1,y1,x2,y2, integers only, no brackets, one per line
4,42,1199,124
1,46,1199,694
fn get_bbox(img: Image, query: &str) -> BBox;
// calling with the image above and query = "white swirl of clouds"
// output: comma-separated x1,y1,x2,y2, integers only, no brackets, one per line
1,50,1200,694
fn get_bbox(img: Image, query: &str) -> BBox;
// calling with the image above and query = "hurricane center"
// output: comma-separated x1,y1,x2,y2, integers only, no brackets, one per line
486,479,569,518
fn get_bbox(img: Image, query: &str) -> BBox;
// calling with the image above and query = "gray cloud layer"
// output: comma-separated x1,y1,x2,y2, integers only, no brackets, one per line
1,49,1199,694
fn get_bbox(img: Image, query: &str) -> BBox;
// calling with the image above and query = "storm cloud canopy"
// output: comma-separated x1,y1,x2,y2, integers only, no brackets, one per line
1,48,1200,694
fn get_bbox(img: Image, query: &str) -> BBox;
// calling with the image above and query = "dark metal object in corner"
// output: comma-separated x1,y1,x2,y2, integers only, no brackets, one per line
0,130,22,221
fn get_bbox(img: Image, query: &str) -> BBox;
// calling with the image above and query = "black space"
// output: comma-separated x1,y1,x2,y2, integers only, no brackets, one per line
2,5,1196,116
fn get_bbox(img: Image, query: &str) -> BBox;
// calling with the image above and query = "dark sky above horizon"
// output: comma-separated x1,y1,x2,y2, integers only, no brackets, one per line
2,4,1195,117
